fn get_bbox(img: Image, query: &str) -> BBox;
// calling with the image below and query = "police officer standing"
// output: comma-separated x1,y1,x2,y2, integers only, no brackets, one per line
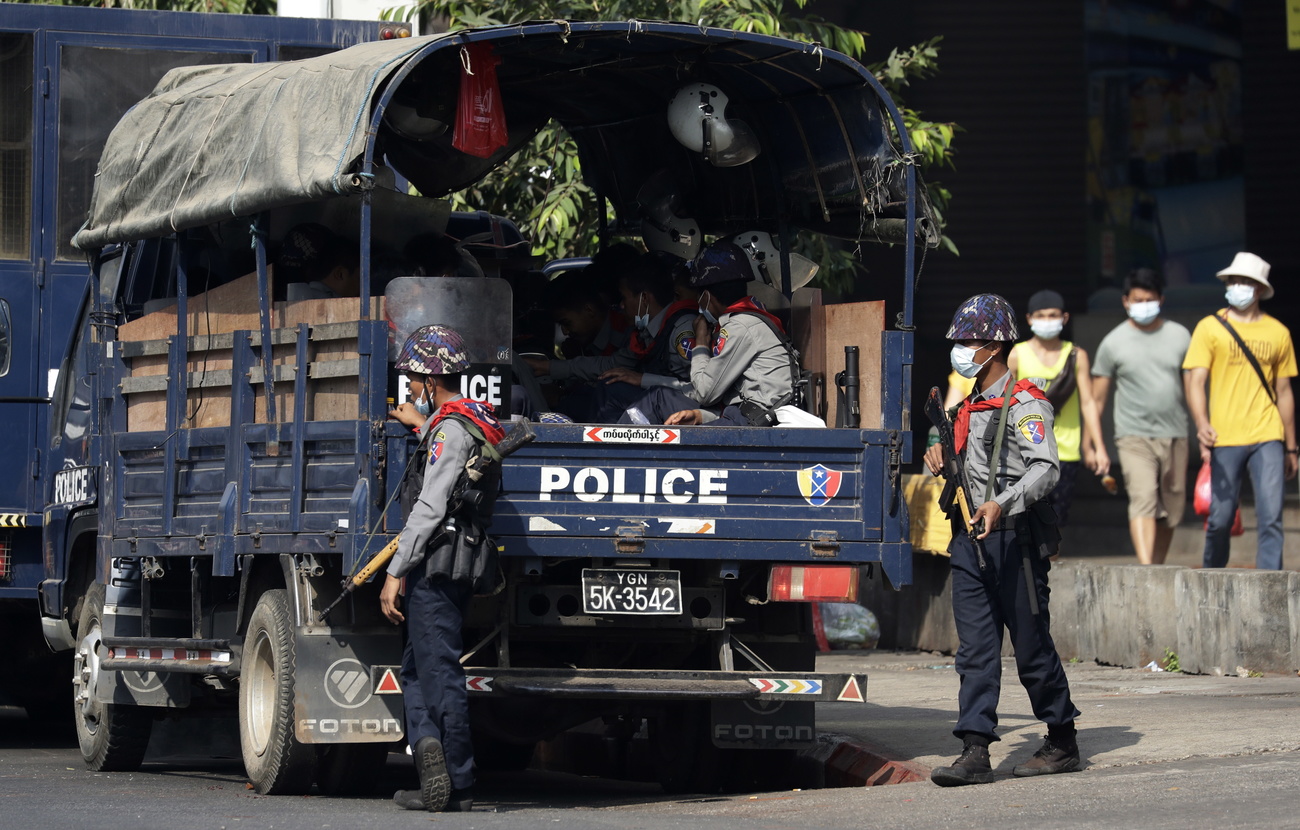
380,325,505,812
924,294,1082,786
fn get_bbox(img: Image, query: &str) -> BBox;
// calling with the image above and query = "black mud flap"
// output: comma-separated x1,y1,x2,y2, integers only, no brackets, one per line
710,699,815,749
292,629,405,744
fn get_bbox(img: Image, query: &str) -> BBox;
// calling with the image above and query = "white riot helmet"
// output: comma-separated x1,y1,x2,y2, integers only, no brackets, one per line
637,169,701,259
731,230,820,293
667,82,760,168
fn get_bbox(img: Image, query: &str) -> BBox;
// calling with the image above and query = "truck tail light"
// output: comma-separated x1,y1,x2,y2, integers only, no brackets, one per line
768,565,859,603
0,538,9,581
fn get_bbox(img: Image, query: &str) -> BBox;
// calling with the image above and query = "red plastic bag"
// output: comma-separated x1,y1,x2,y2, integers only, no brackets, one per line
453,43,508,159
1194,463,1244,536
1193,463,1211,516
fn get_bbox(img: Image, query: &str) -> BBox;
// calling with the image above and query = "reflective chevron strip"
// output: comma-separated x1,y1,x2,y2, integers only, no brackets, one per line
465,675,494,692
109,648,232,662
0,514,27,528
749,678,823,695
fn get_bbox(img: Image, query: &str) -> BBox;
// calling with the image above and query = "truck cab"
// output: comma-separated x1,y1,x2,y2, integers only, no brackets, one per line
0,1,397,719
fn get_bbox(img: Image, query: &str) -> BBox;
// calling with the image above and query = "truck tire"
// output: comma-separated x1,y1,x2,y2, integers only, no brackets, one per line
239,589,317,794
73,582,152,771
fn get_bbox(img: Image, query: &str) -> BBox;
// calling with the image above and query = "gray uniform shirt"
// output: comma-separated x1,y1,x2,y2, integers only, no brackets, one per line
961,373,1060,518
689,311,792,408
387,407,474,579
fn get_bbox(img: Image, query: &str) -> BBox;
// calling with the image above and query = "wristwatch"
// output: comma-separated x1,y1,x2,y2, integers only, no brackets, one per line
1287,448,1299,455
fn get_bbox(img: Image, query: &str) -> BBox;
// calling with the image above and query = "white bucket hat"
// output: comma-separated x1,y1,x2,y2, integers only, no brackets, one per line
1215,251,1273,300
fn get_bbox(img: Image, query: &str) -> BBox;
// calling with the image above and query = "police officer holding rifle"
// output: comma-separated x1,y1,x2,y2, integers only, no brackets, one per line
381,325,507,813
923,294,1081,786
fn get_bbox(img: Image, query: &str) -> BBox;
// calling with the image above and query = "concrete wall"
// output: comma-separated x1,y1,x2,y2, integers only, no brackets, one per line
864,555,1300,675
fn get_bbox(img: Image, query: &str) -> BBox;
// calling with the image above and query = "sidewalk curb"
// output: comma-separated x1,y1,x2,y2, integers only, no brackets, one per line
803,732,930,787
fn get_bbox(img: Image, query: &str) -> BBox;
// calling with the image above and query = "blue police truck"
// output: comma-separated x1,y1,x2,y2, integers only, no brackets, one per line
38,20,936,794
0,2,401,718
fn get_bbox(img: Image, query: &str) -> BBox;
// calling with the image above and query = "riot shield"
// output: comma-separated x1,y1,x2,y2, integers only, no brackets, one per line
384,277,513,411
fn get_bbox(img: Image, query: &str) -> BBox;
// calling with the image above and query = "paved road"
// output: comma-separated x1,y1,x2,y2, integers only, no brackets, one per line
5,653,1298,829
3,723,1298,830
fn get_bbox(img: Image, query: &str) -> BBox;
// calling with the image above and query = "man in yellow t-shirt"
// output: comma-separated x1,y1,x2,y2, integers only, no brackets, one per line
1183,252,1298,570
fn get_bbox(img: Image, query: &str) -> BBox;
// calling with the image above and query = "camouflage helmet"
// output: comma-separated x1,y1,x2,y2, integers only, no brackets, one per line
689,239,755,288
946,294,1019,342
394,325,471,375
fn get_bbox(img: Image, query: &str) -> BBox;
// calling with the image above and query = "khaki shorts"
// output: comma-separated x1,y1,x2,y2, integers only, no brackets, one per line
1115,435,1188,526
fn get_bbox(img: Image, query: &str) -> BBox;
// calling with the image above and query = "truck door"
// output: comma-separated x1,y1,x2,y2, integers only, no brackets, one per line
0,31,39,513
35,32,270,504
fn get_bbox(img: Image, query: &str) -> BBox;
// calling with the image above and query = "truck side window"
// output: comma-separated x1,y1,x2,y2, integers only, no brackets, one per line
55,46,250,261
0,299,11,377
0,34,34,260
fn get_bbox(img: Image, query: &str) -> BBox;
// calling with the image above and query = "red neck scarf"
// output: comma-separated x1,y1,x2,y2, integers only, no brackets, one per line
724,297,785,334
628,299,697,358
429,398,506,445
953,377,1047,453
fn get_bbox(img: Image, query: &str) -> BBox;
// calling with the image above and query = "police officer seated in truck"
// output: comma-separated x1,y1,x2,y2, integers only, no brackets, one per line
546,245,637,359
523,251,698,422
620,238,809,427
381,324,506,813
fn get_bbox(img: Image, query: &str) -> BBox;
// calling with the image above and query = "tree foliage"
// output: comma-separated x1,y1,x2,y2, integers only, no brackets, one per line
397,1,957,292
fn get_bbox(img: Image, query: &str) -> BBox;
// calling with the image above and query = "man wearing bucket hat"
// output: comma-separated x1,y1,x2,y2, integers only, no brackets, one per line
382,325,505,813
923,294,1080,787
1183,252,1297,570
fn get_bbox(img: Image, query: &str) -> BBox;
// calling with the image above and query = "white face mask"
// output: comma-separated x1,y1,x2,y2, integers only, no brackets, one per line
1127,300,1161,326
950,343,992,379
1030,319,1064,340
1225,284,1256,310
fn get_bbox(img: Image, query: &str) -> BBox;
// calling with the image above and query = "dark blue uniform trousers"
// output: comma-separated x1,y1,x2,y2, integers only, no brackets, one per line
950,528,1079,742
401,574,474,790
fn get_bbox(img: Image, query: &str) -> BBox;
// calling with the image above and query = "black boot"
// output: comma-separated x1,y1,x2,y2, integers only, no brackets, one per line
931,742,995,787
414,736,451,811
445,788,475,812
393,785,471,812
393,790,426,811
1012,734,1080,777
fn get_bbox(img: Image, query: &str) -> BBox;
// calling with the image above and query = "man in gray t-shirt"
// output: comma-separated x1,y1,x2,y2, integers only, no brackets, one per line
1091,268,1191,565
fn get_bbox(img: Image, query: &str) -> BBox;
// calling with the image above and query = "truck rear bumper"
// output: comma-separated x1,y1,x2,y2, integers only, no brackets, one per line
462,668,866,703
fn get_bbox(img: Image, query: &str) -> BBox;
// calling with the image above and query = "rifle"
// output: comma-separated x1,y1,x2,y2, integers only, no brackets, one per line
318,419,536,621
924,386,987,557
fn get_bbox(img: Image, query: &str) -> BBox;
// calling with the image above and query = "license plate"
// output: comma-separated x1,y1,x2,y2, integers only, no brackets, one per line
581,568,683,615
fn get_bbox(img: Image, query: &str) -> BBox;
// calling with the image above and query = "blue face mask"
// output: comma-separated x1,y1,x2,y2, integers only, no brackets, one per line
698,293,718,327
412,388,432,417
1225,283,1256,310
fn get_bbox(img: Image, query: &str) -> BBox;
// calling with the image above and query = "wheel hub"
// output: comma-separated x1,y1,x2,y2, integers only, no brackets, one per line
74,624,103,727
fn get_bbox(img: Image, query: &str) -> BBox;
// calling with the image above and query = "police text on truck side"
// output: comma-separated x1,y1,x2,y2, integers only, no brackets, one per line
539,467,728,504
52,466,96,506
